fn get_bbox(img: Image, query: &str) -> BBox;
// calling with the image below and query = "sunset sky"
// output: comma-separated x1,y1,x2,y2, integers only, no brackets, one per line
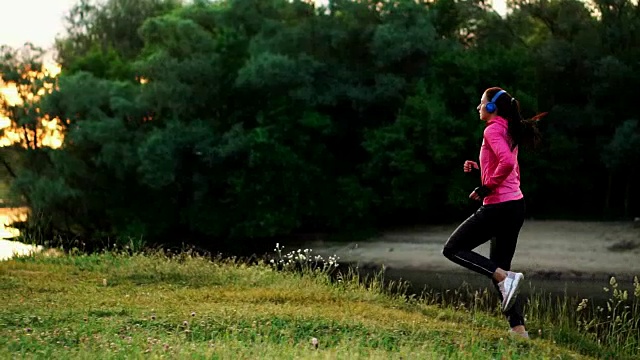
0,0,508,51
0,0,77,50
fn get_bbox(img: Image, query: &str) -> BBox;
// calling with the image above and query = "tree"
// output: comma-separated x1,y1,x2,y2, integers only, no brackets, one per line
602,119,640,217
55,0,183,80
5,0,640,251
0,44,63,150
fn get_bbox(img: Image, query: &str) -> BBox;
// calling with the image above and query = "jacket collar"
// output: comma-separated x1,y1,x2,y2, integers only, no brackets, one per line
487,115,508,127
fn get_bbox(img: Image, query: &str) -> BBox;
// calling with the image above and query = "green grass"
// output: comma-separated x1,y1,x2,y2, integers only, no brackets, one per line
0,248,636,359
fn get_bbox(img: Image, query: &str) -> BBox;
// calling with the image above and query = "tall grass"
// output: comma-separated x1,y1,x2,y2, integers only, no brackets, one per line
268,242,640,358
0,243,638,359
393,272,640,359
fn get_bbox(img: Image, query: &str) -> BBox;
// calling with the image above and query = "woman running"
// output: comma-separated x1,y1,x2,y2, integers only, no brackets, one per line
442,87,544,338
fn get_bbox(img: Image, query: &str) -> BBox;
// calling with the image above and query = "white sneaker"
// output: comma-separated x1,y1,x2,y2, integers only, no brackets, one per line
498,271,524,312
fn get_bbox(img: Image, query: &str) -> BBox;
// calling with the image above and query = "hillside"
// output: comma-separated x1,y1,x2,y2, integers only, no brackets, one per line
0,250,635,359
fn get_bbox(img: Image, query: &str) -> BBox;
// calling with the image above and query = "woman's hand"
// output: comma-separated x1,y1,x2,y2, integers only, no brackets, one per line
463,160,479,173
469,186,491,201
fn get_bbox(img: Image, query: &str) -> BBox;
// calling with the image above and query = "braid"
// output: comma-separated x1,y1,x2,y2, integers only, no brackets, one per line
508,96,543,150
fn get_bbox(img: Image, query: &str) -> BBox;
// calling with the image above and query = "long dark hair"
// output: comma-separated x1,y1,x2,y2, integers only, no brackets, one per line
485,87,546,151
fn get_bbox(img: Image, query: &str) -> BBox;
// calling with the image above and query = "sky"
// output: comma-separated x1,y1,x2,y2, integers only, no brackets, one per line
0,0,507,51
0,0,78,50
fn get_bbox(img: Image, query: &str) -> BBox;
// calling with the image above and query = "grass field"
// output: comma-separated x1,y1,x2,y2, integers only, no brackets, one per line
0,247,637,359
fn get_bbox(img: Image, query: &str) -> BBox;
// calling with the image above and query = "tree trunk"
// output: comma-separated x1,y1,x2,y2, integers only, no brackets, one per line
604,171,612,214
624,174,631,219
1,156,17,179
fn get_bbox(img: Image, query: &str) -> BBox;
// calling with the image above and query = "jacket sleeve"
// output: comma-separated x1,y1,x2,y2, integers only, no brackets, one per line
483,125,516,190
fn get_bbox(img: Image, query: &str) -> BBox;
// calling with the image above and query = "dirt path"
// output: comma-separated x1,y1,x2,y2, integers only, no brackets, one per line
306,220,640,282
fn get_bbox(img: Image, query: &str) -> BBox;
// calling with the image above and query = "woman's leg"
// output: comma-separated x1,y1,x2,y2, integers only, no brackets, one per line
442,206,498,278
489,199,527,333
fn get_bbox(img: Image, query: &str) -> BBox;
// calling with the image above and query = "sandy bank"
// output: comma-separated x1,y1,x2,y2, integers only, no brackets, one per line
306,220,640,282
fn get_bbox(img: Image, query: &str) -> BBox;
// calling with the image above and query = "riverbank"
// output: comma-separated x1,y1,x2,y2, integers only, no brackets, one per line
303,220,640,282
2,219,638,280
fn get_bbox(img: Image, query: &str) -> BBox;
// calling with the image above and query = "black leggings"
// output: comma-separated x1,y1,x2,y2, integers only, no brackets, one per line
442,198,526,328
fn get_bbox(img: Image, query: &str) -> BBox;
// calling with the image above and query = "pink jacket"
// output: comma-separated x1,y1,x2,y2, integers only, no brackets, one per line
479,116,524,205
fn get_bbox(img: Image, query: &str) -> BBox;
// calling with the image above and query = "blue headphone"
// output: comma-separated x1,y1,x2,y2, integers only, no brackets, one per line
485,89,506,113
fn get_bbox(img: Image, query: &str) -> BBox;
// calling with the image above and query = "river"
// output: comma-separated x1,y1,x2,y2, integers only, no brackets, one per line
0,206,42,261
288,219,640,302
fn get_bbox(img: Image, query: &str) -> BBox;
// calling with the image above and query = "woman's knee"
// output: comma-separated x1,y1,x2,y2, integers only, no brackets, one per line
441,245,450,258
442,239,457,259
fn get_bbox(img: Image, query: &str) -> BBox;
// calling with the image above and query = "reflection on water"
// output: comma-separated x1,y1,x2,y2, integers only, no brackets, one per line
338,265,631,310
0,206,27,238
374,266,624,303
0,206,42,261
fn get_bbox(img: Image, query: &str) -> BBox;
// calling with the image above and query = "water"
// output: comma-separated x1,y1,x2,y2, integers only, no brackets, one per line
352,264,621,303
0,239,43,261
0,206,41,261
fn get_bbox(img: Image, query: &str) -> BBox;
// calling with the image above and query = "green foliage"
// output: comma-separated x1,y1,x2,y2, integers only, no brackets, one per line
54,0,183,70
602,119,640,170
362,83,470,217
63,46,133,80
2,0,640,248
